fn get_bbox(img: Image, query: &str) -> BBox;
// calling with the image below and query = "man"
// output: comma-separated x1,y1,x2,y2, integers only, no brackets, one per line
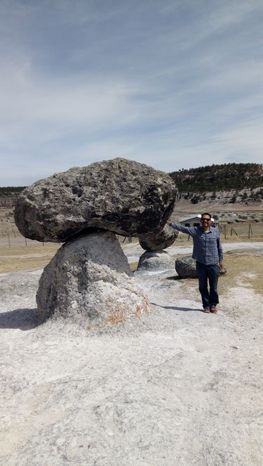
169,213,224,313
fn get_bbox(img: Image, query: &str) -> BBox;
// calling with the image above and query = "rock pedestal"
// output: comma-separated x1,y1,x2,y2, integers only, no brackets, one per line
137,224,178,272
37,231,149,328
137,251,175,272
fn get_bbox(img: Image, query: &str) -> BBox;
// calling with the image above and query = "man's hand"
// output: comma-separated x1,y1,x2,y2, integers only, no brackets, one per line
219,261,226,274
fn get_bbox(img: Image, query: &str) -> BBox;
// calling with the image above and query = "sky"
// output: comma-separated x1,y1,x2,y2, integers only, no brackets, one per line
0,0,262,186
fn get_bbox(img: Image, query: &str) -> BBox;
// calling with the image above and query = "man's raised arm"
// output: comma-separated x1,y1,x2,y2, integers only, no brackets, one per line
169,222,196,236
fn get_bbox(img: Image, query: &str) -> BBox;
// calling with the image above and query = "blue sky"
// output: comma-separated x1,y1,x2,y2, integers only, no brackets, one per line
0,0,262,186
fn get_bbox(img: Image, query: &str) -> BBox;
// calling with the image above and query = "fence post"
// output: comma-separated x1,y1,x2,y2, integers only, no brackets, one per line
231,226,238,237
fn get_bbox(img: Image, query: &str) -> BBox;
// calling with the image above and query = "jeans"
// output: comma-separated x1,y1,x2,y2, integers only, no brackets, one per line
196,262,220,309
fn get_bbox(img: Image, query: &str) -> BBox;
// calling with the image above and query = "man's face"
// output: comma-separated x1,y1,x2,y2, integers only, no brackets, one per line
201,216,211,228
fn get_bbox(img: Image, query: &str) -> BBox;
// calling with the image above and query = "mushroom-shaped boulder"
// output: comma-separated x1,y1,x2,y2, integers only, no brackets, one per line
15,158,177,242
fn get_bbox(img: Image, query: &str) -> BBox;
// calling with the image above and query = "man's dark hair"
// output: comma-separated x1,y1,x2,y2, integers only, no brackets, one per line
201,212,212,219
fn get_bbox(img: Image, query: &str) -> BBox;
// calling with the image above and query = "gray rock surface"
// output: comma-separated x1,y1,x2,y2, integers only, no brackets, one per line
36,231,149,328
15,158,177,242
137,250,175,271
139,223,178,251
0,242,262,466
175,256,198,278
175,256,227,278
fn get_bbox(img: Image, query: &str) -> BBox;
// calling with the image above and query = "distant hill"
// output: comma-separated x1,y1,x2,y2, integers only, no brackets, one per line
169,163,263,205
1,163,263,208
169,163,263,192
0,187,26,196
0,187,26,208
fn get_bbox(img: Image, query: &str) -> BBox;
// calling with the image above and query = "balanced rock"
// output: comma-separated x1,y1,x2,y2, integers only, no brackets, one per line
15,158,177,242
175,256,198,278
36,231,149,328
137,250,175,271
139,224,178,251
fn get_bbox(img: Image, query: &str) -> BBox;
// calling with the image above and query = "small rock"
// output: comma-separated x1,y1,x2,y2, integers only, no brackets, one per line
137,250,175,271
176,256,227,278
175,256,198,278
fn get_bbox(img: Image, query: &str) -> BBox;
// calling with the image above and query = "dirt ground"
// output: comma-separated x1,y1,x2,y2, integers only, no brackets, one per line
0,239,262,466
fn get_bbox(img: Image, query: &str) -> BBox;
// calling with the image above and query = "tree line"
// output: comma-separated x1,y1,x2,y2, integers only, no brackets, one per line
169,163,263,192
0,186,26,196
1,163,263,198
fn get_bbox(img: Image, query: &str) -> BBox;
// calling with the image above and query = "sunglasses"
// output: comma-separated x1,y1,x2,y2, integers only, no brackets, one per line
201,218,211,222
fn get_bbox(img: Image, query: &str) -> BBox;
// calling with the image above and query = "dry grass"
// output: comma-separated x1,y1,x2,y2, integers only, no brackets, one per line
106,308,127,325
1,237,262,300
0,206,60,273
221,253,263,295
1,205,262,296
129,261,138,272
0,244,59,273
175,253,263,298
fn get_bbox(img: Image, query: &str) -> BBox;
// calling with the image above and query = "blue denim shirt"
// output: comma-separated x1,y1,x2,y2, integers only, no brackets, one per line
170,223,223,265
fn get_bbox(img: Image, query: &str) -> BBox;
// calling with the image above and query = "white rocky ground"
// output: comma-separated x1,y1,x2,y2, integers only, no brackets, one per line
0,242,262,466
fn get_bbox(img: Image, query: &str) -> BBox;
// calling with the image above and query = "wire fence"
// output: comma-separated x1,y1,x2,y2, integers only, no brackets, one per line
0,225,45,248
0,221,263,249
218,222,263,240
177,221,263,242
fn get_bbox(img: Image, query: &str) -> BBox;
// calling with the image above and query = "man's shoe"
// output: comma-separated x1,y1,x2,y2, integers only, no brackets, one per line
210,305,218,313
203,307,210,313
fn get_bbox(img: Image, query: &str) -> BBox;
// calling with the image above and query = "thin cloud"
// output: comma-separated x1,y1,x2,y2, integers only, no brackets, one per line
0,0,262,185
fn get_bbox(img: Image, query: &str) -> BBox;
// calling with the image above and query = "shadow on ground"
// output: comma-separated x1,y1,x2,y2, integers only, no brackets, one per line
165,275,197,281
0,308,42,330
151,302,202,312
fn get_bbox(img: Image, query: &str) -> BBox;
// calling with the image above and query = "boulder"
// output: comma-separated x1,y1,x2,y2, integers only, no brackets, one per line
137,250,174,271
175,256,227,278
15,158,177,242
36,231,149,328
139,224,178,251
175,256,198,278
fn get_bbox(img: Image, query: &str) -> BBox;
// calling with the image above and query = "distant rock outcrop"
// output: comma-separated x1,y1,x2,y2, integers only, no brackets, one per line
170,163,263,193
15,158,177,242
177,187,263,206
37,231,149,328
